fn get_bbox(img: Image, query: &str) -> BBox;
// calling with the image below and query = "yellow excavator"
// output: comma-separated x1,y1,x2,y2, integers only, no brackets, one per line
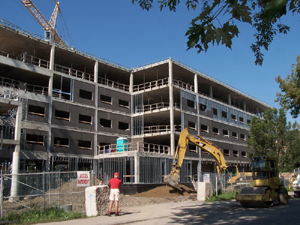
236,156,289,207
164,128,247,191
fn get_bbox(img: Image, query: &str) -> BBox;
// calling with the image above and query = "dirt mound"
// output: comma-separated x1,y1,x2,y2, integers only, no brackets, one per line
132,185,196,198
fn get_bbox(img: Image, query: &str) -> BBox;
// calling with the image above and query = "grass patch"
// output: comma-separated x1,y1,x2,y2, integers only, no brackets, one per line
0,207,85,224
205,191,238,202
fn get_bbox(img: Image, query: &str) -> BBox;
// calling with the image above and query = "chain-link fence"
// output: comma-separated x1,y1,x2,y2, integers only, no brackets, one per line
0,171,97,218
197,172,254,195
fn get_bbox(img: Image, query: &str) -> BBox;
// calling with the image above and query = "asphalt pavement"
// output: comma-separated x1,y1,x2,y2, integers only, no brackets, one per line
36,192,300,225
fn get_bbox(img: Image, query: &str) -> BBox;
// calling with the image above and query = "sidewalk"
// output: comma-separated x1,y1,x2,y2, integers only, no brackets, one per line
35,199,206,225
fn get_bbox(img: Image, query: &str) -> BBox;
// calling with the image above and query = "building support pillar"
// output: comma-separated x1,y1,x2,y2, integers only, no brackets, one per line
10,105,22,201
168,59,175,156
209,86,213,98
134,154,139,184
94,60,99,176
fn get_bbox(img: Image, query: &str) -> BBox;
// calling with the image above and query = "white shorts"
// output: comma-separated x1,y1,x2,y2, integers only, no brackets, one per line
109,189,120,201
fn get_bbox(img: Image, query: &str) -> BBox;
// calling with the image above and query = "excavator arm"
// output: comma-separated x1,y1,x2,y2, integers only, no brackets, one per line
164,128,227,190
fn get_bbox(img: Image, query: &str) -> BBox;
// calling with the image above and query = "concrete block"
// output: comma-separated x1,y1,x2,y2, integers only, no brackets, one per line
85,185,110,217
197,182,213,201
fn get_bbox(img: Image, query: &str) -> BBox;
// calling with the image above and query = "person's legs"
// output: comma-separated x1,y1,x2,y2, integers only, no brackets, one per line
115,200,119,214
109,200,114,213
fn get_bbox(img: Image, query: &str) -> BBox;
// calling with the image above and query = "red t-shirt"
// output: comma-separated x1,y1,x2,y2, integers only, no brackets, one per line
108,177,123,189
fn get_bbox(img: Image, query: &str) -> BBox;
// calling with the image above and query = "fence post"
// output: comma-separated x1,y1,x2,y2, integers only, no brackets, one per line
216,174,218,196
0,170,3,219
58,171,60,208
48,172,51,207
43,172,45,211
230,173,232,192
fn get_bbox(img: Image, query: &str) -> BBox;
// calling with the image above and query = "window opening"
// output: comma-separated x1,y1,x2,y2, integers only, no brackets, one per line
239,117,244,123
223,149,230,156
223,130,229,137
100,95,112,105
78,140,92,150
241,152,247,158
240,133,246,140
200,104,206,111
233,150,238,157
232,132,237,139
79,89,93,100
187,99,195,108
222,111,227,118
119,122,129,131
54,137,69,148
79,114,92,124
188,121,196,130
28,105,45,117
189,144,196,153
26,134,44,145
201,124,208,133
119,99,129,109
212,127,219,135
100,118,111,128
212,107,218,116
55,110,70,121
231,114,236,121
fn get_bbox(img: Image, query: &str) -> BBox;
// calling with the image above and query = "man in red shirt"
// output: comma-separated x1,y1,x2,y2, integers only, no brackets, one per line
107,172,123,216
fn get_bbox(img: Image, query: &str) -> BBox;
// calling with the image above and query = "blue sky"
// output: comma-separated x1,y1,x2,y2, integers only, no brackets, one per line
1,0,300,123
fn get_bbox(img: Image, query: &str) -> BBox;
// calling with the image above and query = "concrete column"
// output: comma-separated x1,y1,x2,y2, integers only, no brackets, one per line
194,74,198,94
94,60,99,158
169,60,175,156
10,105,22,201
228,94,231,105
243,101,247,111
49,45,55,71
130,72,133,93
209,86,213,98
134,154,139,184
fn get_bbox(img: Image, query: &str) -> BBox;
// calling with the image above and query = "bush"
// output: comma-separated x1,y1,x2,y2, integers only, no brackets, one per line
205,191,238,202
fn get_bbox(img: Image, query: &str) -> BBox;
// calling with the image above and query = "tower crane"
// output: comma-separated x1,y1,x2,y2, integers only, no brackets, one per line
19,0,67,47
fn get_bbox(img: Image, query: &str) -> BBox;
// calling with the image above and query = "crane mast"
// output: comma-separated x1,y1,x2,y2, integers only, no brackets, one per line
20,0,66,47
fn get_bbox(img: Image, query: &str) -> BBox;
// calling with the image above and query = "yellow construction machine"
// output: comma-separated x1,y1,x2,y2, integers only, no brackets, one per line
163,128,246,191
227,166,252,184
236,156,289,207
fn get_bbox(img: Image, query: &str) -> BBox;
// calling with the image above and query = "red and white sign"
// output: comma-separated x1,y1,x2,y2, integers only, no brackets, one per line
77,171,90,187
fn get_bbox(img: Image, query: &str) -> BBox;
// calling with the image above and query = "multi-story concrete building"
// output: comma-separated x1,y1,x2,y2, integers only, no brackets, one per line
0,19,270,186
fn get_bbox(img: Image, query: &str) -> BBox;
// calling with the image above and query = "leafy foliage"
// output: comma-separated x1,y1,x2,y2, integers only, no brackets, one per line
276,55,300,118
131,0,300,65
247,108,300,171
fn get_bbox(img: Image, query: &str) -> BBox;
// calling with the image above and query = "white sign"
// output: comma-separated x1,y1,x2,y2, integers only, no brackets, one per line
203,173,210,183
77,171,90,187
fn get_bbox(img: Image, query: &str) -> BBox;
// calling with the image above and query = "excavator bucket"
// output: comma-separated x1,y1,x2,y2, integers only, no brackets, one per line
236,187,272,208
164,173,182,191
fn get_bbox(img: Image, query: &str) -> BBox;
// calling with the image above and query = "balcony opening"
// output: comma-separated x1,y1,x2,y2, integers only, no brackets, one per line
223,130,229,137
222,111,227,118
189,144,196,153
187,99,195,108
200,104,206,111
232,131,237,139
212,107,218,116
241,151,247,158
239,117,244,123
231,114,236,121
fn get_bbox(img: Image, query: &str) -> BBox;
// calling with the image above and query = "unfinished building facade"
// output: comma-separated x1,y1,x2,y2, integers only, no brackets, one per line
0,19,270,187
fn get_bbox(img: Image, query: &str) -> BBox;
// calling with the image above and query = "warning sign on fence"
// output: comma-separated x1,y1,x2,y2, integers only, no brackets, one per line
77,171,90,187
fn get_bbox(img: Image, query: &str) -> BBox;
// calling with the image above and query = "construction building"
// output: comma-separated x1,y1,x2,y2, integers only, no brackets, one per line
0,18,270,188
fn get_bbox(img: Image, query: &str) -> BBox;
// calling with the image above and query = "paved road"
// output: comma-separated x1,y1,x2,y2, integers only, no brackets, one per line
37,195,300,225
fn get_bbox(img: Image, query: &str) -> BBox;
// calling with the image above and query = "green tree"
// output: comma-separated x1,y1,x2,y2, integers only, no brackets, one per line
131,0,300,65
276,54,300,118
247,108,300,171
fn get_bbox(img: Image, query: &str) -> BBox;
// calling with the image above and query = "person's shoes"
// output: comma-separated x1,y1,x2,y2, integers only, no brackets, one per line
115,212,120,216
107,212,111,217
